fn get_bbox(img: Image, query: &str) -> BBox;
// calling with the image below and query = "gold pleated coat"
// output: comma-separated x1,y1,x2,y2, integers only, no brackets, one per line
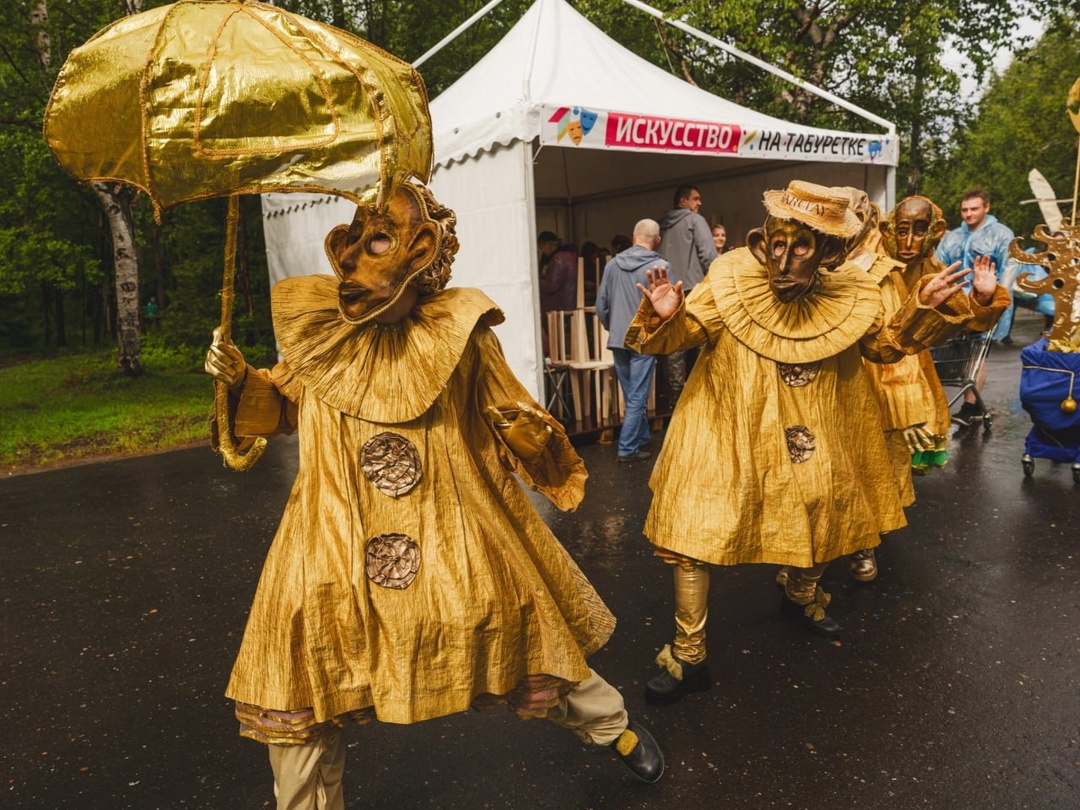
862,255,1011,501
626,248,973,568
224,276,614,725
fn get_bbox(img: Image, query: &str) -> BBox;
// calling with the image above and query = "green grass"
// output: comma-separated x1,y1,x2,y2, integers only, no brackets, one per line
0,347,218,474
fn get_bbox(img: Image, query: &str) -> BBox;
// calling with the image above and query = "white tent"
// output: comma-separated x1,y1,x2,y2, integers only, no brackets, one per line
261,0,897,396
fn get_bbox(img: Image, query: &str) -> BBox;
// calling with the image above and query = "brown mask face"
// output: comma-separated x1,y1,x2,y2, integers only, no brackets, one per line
325,186,439,324
748,217,844,303
880,196,946,266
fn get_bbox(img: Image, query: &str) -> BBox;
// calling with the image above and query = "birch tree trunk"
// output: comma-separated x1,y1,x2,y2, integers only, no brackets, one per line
29,1,50,67
93,182,142,375
61,0,141,374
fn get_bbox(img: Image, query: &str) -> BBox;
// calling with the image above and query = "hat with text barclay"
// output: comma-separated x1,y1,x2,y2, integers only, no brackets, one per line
762,180,862,239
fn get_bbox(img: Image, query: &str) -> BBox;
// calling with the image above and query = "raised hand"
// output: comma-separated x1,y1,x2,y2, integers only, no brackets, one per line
968,254,997,306
635,265,684,321
918,261,968,308
204,326,247,388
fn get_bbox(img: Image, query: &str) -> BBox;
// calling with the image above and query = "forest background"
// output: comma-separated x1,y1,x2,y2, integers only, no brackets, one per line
1,0,1079,469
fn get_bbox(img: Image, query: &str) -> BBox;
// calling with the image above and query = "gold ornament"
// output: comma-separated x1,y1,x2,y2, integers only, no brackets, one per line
361,432,423,497
777,361,822,387
785,425,817,463
365,534,421,590
1011,223,1080,351
1062,397,1078,414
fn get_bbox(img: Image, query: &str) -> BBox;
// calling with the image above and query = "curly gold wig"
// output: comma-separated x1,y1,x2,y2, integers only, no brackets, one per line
405,181,459,295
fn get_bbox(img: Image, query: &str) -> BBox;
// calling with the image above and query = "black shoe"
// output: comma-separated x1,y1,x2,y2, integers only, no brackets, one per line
951,402,982,427
644,657,711,704
610,719,665,783
780,594,840,638
617,450,652,463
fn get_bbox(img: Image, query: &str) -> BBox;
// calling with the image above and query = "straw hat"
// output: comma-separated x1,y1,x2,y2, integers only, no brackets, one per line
762,180,862,238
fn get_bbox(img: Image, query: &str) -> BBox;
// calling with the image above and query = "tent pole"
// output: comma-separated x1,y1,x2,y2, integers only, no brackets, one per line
412,0,510,67
524,139,545,395
619,0,896,135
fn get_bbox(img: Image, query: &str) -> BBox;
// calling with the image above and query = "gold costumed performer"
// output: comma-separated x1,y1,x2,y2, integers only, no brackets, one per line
840,194,1009,581
204,181,664,808
626,181,998,705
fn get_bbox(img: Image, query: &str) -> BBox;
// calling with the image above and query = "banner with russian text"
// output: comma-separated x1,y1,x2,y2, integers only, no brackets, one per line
540,105,897,166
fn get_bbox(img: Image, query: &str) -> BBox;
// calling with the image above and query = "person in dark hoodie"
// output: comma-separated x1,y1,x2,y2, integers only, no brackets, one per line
656,185,718,404
597,219,670,462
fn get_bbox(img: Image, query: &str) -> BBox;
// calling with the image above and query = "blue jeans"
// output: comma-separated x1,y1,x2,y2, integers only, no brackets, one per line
612,348,656,456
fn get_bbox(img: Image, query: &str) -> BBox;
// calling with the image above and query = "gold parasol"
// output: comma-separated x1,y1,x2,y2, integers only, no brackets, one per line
43,0,432,470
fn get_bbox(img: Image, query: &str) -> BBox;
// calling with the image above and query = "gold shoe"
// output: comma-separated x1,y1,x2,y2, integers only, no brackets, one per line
849,548,878,583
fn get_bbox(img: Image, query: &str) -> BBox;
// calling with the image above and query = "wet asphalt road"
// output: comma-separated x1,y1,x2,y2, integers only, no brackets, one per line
2,310,1078,809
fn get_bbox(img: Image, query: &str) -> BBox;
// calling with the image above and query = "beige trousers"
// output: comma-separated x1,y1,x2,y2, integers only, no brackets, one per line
266,669,628,808
545,668,629,746
268,730,346,810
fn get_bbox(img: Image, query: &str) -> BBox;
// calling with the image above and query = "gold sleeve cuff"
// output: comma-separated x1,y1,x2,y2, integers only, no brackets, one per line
966,284,1012,332
624,298,697,355
894,276,972,351
875,356,936,429
491,412,586,512
473,326,587,511
234,365,298,437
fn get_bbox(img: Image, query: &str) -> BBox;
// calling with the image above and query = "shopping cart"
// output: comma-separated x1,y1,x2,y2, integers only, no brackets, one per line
1019,337,1080,483
929,330,995,431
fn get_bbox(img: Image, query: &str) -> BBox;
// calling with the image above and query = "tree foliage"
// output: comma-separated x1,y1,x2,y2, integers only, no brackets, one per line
0,0,272,361
923,16,1080,238
574,0,1063,196
1,0,1077,356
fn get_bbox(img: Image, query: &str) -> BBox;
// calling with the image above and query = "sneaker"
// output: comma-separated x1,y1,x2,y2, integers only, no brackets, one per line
617,450,652,463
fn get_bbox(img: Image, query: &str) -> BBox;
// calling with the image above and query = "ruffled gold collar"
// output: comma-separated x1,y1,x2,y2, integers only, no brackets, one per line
272,275,504,422
710,248,883,364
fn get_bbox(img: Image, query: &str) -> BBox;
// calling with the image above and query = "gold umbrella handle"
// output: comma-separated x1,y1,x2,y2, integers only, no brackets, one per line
215,195,267,471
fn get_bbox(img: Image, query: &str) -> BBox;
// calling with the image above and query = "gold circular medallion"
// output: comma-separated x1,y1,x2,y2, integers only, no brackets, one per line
777,361,821,387
361,432,422,497
365,534,421,590
785,425,816,463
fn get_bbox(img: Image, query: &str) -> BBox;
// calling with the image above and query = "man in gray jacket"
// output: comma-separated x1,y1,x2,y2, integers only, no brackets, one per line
597,219,669,461
657,185,717,403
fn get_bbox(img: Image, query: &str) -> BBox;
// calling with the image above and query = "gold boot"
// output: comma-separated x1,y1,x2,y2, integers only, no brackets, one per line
849,548,878,583
645,559,711,704
672,561,709,664
781,563,840,638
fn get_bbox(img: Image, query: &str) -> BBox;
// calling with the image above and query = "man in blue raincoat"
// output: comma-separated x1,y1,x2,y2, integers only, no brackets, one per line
935,188,1020,425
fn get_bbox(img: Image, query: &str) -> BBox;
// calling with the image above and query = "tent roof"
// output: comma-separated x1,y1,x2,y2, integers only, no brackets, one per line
429,0,896,168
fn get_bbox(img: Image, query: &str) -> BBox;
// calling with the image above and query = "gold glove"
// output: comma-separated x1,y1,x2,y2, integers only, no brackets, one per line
901,423,934,453
487,402,553,464
204,326,247,389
